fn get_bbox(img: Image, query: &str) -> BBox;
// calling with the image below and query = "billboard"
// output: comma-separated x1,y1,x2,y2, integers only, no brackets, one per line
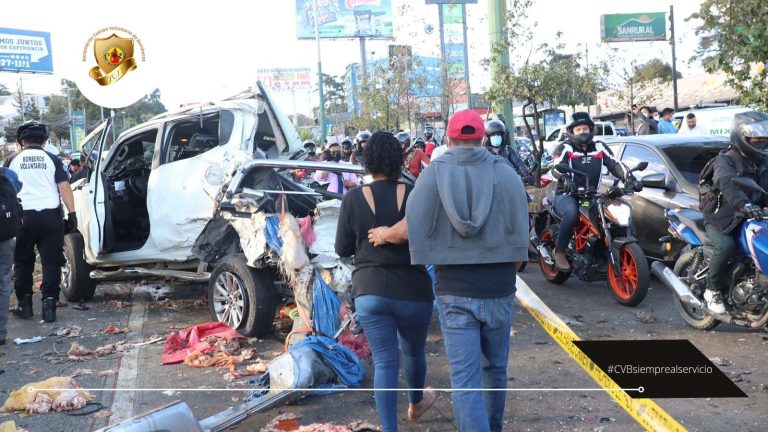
601,12,666,42
0,27,53,74
440,3,468,105
296,0,393,39
256,67,312,92
72,110,87,151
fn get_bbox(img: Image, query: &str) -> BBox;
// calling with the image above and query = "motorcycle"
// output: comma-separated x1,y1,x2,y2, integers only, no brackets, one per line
532,162,651,306
651,177,768,330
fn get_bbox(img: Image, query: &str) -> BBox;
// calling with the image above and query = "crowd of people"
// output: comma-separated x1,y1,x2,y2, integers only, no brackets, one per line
631,104,707,135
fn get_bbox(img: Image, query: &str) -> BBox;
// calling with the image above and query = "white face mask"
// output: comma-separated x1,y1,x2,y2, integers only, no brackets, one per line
490,135,503,147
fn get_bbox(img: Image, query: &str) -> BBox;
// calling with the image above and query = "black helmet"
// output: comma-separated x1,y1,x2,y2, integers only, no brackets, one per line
396,131,411,147
424,126,434,140
412,137,426,150
355,130,371,145
566,112,595,146
566,112,595,134
17,120,48,143
485,119,507,148
341,137,353,150
731,111,768,159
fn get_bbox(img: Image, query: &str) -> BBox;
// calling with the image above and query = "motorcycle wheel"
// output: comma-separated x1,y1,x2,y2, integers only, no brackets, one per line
607,242,650,307
672,251,720,330
537,226,571,284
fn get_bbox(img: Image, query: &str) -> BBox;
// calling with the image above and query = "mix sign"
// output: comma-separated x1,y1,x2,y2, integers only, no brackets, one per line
256,68,312,92
601,12,667,43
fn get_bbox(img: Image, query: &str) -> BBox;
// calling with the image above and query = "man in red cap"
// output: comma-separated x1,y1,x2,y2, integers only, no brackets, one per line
405,109,529,431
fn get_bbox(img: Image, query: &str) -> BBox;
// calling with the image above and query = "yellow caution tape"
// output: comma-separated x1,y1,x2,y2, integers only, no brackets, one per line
515,276,687,432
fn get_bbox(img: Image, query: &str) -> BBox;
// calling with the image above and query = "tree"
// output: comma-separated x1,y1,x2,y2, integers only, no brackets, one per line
605,58,667,130
0,82,10,96
632,58,682,83
689,0,768,110
12,84,40,121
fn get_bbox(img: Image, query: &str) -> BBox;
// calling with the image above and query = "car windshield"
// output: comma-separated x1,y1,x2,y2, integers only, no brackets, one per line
661,141,730,184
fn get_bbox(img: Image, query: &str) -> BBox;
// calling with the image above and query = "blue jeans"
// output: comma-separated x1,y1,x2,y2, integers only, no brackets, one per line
354,295,434,432
437,294,515,432
552,195,579,250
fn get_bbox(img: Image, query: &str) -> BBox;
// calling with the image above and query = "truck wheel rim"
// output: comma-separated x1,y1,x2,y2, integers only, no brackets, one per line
213,272,245,329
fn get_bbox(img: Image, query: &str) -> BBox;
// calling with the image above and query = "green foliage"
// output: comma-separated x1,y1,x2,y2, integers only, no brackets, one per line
0,82,10,96
689,0,768,110
632,58,682,83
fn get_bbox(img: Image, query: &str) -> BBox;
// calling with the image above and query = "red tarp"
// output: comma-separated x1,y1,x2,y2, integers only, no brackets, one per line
161,322,245,365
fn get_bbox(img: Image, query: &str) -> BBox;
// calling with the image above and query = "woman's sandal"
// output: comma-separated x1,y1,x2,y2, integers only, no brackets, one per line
408,387,436,422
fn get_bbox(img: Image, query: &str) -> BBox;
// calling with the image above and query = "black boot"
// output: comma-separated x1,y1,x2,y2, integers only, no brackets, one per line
42,297,56,323
12,294,33,319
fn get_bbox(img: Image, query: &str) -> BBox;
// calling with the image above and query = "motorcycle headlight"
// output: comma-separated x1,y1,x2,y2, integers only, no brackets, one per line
605,203,632,226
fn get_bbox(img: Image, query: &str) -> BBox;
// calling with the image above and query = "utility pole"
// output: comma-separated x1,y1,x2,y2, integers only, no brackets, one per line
359,37,367,89
669,5,679,111
66,83,74,148
314,0,326,144
488,0,512,126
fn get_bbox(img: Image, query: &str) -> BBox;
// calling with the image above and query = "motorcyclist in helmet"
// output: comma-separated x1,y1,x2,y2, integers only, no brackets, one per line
549,112,638,271
484,119,535,186
350,130,371,165
398,131,429,178
423,126,439,157
701,111,768,314
303,139,318,161
412,137,427,152
340,137,354,162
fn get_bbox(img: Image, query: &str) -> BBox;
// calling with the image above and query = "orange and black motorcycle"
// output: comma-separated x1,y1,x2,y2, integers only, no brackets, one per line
531,162,650,306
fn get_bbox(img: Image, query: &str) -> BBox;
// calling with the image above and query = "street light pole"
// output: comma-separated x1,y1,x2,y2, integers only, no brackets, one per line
488,0,513,126
314,0,326,144
669,5,679,111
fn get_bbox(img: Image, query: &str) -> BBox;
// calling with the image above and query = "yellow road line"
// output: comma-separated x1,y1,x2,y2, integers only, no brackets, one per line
515,276,687,432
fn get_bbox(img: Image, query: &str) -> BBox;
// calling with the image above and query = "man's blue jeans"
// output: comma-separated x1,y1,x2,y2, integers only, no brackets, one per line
354,295,434,432
437,294,515,432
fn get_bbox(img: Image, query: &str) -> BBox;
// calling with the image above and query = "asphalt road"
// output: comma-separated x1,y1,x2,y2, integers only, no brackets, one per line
2,264,767,432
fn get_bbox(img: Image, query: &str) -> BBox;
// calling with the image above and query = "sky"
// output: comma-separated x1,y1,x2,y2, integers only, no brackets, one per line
1,0,708,118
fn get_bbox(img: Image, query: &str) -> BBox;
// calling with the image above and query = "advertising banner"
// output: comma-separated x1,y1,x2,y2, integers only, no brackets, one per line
601,12,666,42
0,27,53,74
440,3,468,105
72,110,87,151
296,0,393,39
544,110,566,138
256,67,312,92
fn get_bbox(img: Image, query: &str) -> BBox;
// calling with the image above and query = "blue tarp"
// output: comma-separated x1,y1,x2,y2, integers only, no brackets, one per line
264,215,283,254
312,270,341,337
290,335,365,387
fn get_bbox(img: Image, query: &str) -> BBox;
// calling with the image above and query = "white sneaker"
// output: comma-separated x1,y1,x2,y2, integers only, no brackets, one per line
703,289,726,314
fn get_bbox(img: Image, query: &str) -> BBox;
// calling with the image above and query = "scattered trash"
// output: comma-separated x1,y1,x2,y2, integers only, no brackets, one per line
348,420,380,432
55,325,82,338
93,410,112,418
162,322,245,365
1,377,92,413
160,390,180,397
261,413,380,432
148,284,174,302
339,333,371,360
67,342,130,360
634,310,657,324
761,383,768,393
105,300,133,310
556,313,584,327
72,304,90,311
14,336,44,345
104,325,130,335
245,361,268,376
96,370,118,377
21,369,41,377
261,413,301,431
69,369,94,378
52,390,87,412
599,417,616,422
223,371,241,382
710,357,733,367
0,420,30,432
149,297,207,310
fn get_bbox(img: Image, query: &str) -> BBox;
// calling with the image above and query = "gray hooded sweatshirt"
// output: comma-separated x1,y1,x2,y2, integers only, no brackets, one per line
406,146,529,265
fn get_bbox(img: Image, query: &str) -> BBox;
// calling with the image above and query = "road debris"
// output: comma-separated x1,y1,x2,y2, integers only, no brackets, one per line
0,420,30,432
55,325,82,338
245,361,269,376
1,377,92,414
162,322,245,365
104,325,130,335
149,297,207,310
93,410,112,418
13,336,43,345
21,368,41,377
105,300,133,310
96,369,118,377
68,369,94,378
66,342,130,360
634,310,657,324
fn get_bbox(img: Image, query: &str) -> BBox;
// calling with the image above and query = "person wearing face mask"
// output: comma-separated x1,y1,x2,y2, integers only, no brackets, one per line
633,105,658,135
423,127,439,157
484,119,534,186
340,137,354,162
314,142,360,194
549,112,638,271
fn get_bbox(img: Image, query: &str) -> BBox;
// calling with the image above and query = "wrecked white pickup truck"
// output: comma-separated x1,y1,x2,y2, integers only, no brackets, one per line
65,84,365,337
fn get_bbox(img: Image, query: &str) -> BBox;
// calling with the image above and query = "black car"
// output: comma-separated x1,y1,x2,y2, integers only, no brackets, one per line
602,135,730,260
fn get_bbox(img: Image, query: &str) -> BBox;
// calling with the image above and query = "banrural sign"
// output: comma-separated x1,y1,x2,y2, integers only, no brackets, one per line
601,12,666,43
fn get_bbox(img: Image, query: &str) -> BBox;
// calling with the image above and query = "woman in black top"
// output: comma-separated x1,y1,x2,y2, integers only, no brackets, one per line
335,131,435,432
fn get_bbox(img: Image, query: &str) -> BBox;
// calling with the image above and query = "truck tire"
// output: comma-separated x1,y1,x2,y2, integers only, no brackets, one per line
61,233,97,302
208,254,277,338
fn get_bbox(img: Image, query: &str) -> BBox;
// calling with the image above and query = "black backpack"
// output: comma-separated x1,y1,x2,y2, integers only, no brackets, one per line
698,148,742,211
0,167,22,240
